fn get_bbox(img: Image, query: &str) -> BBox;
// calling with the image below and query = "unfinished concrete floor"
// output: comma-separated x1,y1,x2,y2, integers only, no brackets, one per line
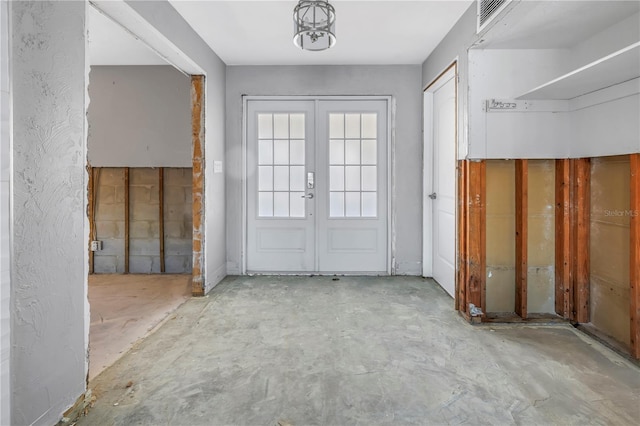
80,276,639,425
88,274,192,380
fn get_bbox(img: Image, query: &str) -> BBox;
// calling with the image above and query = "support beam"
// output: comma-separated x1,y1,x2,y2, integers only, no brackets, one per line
159,167,165,273
88,165,95,275
456,160,468,312
630,154,640,359
467,160,486,318
515,160,528,319
124,167,130,274
573,158,590,323
191,75,205,296
555,159,571,319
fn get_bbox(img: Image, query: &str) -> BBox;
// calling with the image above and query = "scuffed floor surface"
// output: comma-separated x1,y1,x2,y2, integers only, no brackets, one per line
80,276,640,425
89,274,192,380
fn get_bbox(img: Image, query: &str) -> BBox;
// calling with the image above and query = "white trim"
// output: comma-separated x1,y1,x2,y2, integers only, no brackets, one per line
241,95,393,275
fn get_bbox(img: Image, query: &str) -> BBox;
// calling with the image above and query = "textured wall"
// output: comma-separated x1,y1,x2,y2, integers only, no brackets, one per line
590,155,631,346
225,65,423,275
10,1,88,425
0,0,11,423
88,66,191,167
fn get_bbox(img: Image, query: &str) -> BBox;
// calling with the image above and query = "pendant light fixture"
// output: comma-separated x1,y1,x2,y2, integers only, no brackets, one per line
293,1,336,51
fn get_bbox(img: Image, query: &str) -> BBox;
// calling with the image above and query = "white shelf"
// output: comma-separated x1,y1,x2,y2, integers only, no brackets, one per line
516,42,640,100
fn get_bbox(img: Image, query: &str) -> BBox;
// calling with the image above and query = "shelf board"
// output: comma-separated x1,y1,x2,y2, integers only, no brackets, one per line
516,42,640,100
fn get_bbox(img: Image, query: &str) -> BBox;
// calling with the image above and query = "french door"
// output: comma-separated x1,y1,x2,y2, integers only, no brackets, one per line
246,98,388,274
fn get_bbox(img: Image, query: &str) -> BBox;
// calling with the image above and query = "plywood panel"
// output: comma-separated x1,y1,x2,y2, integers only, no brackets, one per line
590,156,630,348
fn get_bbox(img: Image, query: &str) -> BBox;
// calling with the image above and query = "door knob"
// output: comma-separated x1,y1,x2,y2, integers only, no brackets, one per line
301,193,314,199
429,192,437,200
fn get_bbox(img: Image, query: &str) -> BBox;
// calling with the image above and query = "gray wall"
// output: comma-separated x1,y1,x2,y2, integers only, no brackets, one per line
11,1,88,425
88,65,191,167
126,1,227,293
225,65,423,275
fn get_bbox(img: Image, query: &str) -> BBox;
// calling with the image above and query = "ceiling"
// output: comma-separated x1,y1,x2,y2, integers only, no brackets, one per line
88,0,473,66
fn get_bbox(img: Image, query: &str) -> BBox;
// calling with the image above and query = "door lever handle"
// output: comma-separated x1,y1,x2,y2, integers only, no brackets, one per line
428,192,437,200
301,193,314,199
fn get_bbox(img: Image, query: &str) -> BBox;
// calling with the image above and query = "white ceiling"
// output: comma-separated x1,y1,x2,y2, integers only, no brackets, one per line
89,0,473,66
88,6,168,66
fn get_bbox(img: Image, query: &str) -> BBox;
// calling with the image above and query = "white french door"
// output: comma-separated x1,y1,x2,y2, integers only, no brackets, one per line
246,98,388,274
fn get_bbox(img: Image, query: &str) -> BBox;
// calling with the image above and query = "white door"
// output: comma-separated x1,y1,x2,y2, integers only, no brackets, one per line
424,68,456,296
246,99,388,274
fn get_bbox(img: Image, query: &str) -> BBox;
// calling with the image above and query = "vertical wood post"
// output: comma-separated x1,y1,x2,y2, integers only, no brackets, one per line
124,167,130,274
515,159,528,319
88,165,95,275
159,167,165,274
573,158,590,323
191,75,205,296
457,160,468,312
467,160,486,318
630,154,639,359
555,159,572,318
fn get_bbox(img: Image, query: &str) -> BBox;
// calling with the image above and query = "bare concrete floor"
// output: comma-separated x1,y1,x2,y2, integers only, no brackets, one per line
88,274,192,380
80,276,640,425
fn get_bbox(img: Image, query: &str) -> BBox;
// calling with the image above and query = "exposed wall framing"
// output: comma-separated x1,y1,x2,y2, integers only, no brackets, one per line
630,154,639,358
555,159,572,318
159,167,165,273
124,167,130,274
515,159,528,319
572,159,591,323
191,75,205,296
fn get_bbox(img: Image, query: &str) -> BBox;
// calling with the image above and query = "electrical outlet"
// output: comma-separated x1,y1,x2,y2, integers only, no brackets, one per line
90,241,102,252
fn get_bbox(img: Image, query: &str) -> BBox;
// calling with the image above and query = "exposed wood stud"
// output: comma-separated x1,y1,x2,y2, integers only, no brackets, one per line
159,167,165,274
191,75,205,296
88,165,95,275
630,154,639,359
456,160,468,312
515,159,528,319
573,158,590,323
124,167,130,274
467,160,486,318
555,159,571,318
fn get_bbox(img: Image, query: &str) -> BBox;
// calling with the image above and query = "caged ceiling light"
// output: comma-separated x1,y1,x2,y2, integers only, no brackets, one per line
293,1,336,51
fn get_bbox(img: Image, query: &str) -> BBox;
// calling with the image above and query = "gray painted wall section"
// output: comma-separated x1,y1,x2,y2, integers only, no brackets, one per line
88,66,191,167
10,1,88,425
225,65,423,275
125,0,227,293
0,0,11,423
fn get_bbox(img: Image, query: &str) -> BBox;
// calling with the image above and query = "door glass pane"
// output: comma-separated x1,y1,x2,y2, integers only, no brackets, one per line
330,139,344,164
330,114,344,138
361,139,376,165
362,192,377,217
258,166,273,191
273,114,289,139
345,114,361,138
361,113,377,139
345,166,361,191
259,192,273,217
290,140,305,165
330,192,344,217
258,114,273,139
290,114,305,139
290,166,305,191
361,166,377,191
345,192,361,217
273,192,289,217
345,140,360,165
273,166,289,191
259,140,273,165
330,166,344,191
290,193,305,217
273,140,289,165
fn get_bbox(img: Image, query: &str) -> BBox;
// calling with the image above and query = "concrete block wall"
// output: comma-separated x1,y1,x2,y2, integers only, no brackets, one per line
93,167,192,274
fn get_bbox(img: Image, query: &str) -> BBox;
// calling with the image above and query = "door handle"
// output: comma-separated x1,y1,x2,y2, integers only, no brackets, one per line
301,193,314,199
429,192,437,200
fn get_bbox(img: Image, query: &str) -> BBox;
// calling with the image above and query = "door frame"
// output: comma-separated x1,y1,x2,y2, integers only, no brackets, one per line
241,95,393,275
422,61,458,279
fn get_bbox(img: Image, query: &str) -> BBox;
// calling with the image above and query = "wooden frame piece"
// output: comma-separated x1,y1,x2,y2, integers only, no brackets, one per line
191,76,205,296
555,159,572,319
572,158,590,323
159,167,165,273
88,165,95,275
630,153,639,359
457,160,468,313
466,160,486,318
515,160,528,319
124,167,130,274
